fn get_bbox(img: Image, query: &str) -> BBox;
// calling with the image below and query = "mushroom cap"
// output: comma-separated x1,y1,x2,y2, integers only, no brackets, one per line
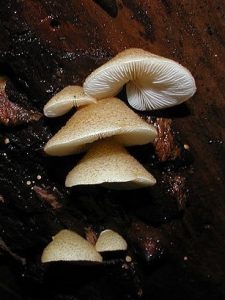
41,229,103,263
83,48,196,111
44,85,96,117
65,139,156,189
44,97,157,156
95,229,128,252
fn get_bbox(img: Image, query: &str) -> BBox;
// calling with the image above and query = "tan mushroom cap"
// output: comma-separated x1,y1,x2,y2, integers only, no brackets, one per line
41,229,103,263
65,139,156,189
95,229,128,252
44,97,157,156
83,48,196,111
43,85,96,117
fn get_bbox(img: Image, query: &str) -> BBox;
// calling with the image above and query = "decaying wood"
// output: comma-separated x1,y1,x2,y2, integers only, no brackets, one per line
0,1,225,299
0,79,41,126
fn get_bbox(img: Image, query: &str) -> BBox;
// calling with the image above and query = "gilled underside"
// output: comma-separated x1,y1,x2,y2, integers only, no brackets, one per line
84,50,196,111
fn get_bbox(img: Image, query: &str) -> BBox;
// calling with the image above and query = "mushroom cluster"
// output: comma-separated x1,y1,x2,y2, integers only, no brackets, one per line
44,95,157,189
44,48,196,189
41,229,103,263
41,229,128,264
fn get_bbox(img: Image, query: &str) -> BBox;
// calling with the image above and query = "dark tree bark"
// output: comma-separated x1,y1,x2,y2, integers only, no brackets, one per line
0,1,225,300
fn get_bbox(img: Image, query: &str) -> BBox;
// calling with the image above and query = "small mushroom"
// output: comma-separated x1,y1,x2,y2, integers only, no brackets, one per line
44,97,157,156
43,85,96,117
41,229,102,263
65,139,156,189
95,229,128,252
83,48,196,111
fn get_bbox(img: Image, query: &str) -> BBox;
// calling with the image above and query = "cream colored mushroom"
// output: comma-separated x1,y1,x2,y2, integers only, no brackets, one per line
65,139,156,189
43,85,96,117
95,229,127,252
41,229,102,263
44,97,157,156
83,48,196,111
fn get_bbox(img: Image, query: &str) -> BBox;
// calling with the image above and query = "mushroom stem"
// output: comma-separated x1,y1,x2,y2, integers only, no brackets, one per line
65,139,156,190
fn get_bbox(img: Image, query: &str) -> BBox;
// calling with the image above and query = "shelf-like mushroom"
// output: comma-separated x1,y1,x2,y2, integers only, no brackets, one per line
41,229,102,263
44,85,96,117
83,48,196,111
95,229,128,252
65,139,156,189
44,97,157,156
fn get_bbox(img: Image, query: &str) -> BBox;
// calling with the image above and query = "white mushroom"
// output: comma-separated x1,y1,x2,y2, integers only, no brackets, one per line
95,229,128,252
43,85,96,117
65,139,156,189
41,229,102,263
83,48,196,111
44,97,157,156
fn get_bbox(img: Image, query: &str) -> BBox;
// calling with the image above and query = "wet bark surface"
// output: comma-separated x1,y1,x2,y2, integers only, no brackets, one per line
0,1,225,299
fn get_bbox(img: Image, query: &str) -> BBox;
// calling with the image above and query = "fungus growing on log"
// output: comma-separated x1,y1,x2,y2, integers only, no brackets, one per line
41,229,102,263
95,229,128,252
65,139,156,189
44,97,157,156
83,48,196,110
44,85,96,118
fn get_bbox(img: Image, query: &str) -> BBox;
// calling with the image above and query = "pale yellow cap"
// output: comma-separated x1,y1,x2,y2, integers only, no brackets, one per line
95,229,127,252
44,85,96,117
65,139,156,189
41,229,103,263
44,97,157,156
